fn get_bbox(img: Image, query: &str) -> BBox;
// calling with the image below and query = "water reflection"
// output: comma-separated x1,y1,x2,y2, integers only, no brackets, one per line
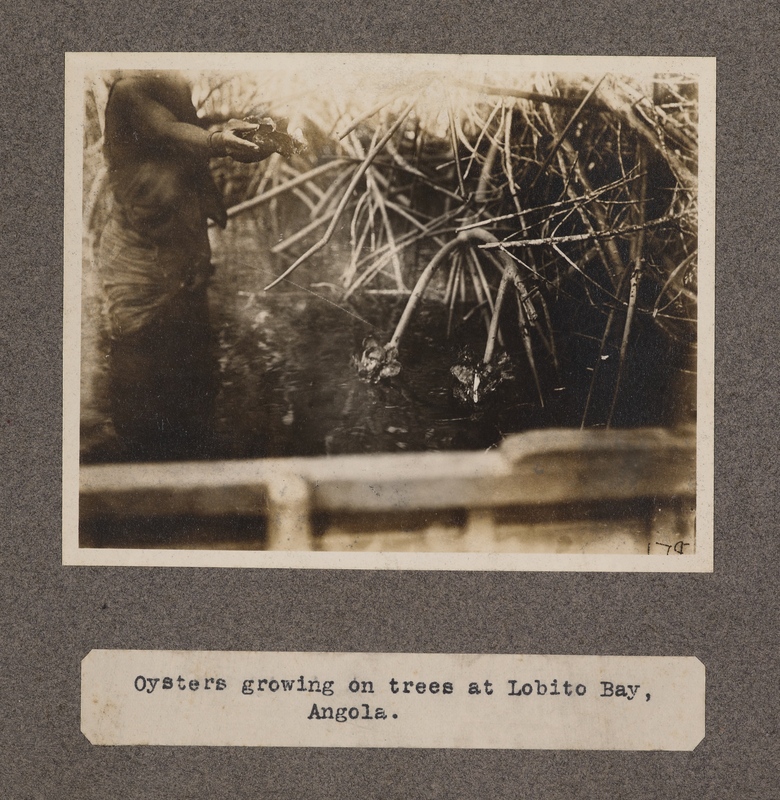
80,215,694,464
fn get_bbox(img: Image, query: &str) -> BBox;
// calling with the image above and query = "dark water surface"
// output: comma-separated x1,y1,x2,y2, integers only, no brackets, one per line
206,218,551,461
80,216,695,464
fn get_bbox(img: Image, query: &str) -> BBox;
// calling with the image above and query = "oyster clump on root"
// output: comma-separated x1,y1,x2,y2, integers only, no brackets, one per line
451,349,514,405
353,337,402,383
240,116,306,158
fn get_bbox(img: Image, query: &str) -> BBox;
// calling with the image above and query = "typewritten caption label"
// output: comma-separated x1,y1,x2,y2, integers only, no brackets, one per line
81,650,704,750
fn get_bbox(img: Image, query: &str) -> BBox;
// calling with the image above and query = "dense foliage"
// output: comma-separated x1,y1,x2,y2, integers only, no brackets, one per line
83,69,699,429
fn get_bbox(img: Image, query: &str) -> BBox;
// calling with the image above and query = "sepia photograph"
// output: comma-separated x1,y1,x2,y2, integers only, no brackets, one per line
62,53,714,569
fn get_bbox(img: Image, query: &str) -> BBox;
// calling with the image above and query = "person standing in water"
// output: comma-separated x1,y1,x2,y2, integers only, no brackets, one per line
99,70,277,460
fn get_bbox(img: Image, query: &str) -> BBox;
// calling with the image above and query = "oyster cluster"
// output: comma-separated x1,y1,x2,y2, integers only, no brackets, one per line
353,337,401,383
450,349,514,405
240,116,306,158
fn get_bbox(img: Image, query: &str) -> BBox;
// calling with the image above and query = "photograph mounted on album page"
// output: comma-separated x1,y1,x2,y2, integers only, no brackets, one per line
62,52,714,571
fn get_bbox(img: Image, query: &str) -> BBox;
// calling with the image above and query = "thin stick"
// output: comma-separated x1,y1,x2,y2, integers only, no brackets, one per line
653,251,697,316
291,186,317,213
264,97,417,291
310,164,357,219
245,153,277,200
552,243,621,304
457,167,642,232
528,75,606,193
607,154,648,428
537,292,559,373
468,249,495,314
344,229,419,297
349,189,370,250
503,105,523,216
446,252,462,338
474,137,501,204
345,205,467,297
456,79,611,111
385,200,449,248
231,257,373,328
443,252,459,307
517,294,545,406
482,267,513,366
478,252,508,348
383,139,464,202
448,102,467,197
224,159,347,219
606,266,641,428
540,99,625,286
580,270,630,428
282,161,325,199
479,214,683,250
336,90,410,140
458,251,467,304
368,170,405,290
271,208,338,254
467,257,493,335
464,98,502,180
342,212,372,288
388,227,506,351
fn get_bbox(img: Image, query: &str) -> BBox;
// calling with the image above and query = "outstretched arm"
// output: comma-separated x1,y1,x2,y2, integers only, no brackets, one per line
112,77,273,162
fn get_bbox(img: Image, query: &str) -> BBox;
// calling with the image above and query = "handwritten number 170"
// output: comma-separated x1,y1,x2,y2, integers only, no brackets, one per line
651,541,690,555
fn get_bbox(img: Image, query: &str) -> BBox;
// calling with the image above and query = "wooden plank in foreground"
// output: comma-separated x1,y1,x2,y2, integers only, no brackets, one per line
79,427,696,518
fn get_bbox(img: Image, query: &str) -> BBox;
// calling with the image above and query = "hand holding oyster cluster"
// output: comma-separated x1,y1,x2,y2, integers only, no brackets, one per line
238,116,307,159
210,117,306,163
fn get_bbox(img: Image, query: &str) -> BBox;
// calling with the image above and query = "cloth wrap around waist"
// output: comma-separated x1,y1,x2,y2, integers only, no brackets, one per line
99,159,215,338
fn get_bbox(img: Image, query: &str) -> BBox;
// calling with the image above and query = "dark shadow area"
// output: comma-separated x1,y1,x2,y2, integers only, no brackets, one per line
80,513,267,549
